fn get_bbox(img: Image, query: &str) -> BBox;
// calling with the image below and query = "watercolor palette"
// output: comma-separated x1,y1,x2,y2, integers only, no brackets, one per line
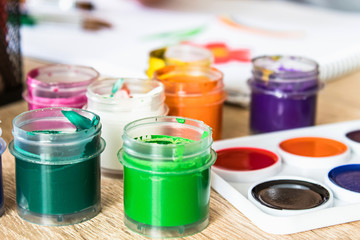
211,120,360,234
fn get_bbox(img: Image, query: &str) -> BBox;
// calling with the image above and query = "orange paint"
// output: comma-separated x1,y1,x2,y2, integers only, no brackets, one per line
154,66,226,140
279,137,348,157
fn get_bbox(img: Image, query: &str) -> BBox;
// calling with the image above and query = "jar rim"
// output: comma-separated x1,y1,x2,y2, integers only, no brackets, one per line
12,107,101,138
27,64,99,88
154,65,223,83
86,78,165,105
10,107,105,164
251,55,319,82
0,137,6,155
123,116,212,145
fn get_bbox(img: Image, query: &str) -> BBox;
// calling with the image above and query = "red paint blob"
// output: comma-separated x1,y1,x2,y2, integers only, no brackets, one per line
214,147,278,171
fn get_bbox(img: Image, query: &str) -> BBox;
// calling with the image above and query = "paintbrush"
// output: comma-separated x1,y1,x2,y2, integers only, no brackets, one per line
22,12,112,31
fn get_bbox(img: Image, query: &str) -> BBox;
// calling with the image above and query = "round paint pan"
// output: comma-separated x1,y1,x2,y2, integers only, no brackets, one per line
325,164,360,203
212,147,281,182
344,129,360,154
278,137,350,168
248,176,333,216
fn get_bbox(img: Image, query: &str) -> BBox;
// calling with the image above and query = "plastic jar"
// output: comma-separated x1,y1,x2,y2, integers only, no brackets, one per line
249,55,323,133
86,78,168,175
0,128,6,217
118,116,216,238
146,44,213,78
23,64,99,110
9,108,105,226
154,65,226,140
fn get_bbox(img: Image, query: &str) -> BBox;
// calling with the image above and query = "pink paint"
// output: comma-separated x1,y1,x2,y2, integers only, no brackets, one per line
23,64,99,110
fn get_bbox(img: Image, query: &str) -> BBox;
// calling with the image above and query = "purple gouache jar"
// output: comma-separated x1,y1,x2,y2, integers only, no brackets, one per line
249,56,323,133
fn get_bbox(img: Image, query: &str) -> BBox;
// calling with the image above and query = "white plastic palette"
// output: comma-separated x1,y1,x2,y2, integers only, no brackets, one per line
211,120,360,234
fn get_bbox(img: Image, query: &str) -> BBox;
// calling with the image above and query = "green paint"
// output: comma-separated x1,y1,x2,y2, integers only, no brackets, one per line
15,156,100,215
61,110,95,131
176,118,186,124
142,25,207,42
110,78,124,97
135,135,193,145
201,131,209,139
121,134,214,227
28,130,63,135
9,109,105,224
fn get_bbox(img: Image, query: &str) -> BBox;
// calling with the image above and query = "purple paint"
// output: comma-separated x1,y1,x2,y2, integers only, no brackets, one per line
328,164,360,193
23,64,99,110
0,129,6,216
249,56,323,133
345,130,360,143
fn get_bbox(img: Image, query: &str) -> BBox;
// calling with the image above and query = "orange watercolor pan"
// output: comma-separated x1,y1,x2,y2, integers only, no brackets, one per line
278,137,350,168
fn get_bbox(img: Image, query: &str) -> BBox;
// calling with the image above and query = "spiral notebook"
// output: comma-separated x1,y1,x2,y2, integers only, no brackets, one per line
21,0,360,106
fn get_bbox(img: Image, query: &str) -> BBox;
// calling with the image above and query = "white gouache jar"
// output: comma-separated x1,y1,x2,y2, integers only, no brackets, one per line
86,78,168,175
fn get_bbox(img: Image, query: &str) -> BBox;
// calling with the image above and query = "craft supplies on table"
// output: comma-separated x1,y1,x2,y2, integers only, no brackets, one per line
249,55,323,133
9,108,105,226
118,116,216,238
211,120,360,234
154,65,227,140
86,78,168,175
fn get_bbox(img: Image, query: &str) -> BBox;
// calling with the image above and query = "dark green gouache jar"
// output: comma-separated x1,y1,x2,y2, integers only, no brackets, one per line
9,108,105,226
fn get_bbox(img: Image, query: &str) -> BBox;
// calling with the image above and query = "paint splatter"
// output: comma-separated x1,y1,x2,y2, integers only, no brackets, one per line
61,110,95,131
176,118,186,124
218,15,303,38
201,131,209,139
142,25,207,42
110,78,124,97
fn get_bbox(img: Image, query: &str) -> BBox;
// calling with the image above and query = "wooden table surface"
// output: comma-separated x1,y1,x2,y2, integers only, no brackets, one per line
1,58,360,239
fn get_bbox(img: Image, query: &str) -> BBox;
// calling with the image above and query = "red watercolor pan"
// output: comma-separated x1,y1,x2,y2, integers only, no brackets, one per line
212,147,281,182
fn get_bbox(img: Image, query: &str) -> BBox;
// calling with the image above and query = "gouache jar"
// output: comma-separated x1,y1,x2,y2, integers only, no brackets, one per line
118,116,216,238
146,44,213,78
0,128,6,217
86,78,168,175
154,65,226,140
249,56,323,133
9,108,105,226
23,64,99,110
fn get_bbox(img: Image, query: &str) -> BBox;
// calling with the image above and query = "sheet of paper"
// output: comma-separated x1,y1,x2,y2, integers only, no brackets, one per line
21,0,360,106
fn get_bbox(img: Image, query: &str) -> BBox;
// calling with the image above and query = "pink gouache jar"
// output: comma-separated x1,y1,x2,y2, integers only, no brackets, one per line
23,64,99,110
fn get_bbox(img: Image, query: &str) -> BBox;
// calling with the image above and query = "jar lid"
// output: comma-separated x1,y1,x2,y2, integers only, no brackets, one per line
248,176,333,216
326,164,360,203
212,147,281,182
278,136,350,168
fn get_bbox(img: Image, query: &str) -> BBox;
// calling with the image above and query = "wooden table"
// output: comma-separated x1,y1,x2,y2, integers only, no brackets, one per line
1,58,360,239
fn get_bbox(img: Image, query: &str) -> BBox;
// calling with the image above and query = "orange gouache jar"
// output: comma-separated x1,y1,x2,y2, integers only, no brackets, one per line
154,65,226,140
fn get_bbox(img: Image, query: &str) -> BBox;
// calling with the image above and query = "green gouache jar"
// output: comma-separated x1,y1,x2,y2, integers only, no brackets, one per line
118,116,216,238
9,108,105,226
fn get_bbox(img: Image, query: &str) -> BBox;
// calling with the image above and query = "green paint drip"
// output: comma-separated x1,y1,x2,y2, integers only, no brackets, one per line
201,131,209,139
110,78,124,97
135,135,194,145
176,118,186,124
61,110,95,131
28,130,63,135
